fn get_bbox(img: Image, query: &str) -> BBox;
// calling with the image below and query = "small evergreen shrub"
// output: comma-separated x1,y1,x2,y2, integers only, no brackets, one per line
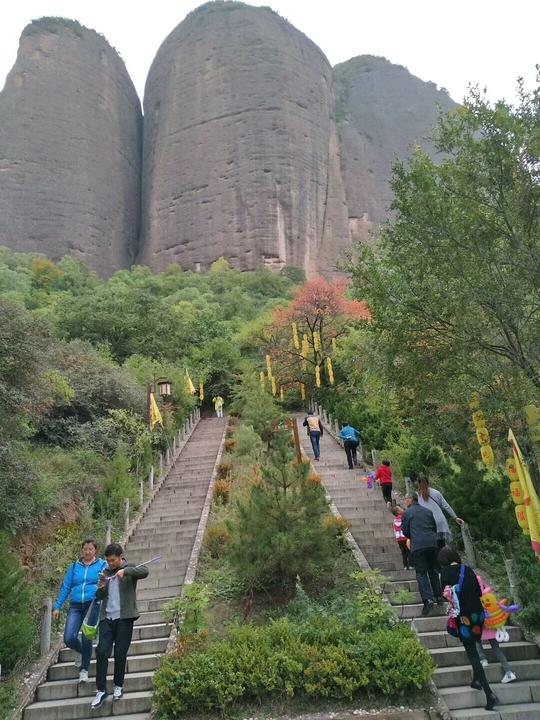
212,480,231,504
153,609,433,716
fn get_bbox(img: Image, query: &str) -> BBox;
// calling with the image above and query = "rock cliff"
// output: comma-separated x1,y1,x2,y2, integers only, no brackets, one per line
0,18,142,276
333,55,457,244
139,1,349,275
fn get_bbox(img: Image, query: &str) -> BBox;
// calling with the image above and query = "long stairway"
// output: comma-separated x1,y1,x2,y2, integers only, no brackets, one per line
23,416,225,720
298,421,540,720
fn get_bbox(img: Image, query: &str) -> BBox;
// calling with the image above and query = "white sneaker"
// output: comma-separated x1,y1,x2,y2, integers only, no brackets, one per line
90,690,108,709
113,686,124,700
480,658,488,667
501,671,517,683
78,669,89,683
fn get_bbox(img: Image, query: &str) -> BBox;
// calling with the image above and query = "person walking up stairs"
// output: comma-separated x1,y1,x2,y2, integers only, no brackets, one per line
22,416,226,720
295,416,540,719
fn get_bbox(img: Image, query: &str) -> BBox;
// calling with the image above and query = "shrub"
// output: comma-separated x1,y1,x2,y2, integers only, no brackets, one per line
204,522,231,559
162,583,210,635
322,515,350,544
212,480,231,504
216,461,232,480
0,535,35,674
153,608,433,716
224,439,236,452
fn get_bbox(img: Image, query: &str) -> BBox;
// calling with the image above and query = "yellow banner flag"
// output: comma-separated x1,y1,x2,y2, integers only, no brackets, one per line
326,357,335,385
260,371,265,390
149,392,163,429
315,365,321,387
184,369,196,395
199,383,204,401
271,376,277,396
300,383,306,400
292,322,300,350
301,334,309,371
313,331,321,351
509,428,540,561
266,354,273,379
280,387,284,402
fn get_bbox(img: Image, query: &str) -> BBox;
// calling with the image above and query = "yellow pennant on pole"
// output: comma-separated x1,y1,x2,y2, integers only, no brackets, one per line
184,369,196,395
300,383,306,401
260,371,265,390
326,357,335,385
271,376,277,396
266,354,273,379
149,393,163,429
280,387,284,402
301,334,309,371
508,428,540,562
199,383,204,401
313,331,321,352
292,322,300,350
315,365,321,388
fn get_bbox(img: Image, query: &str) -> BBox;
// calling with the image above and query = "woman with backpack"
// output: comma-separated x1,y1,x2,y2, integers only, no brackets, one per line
416,473,464,548
52,538,106,683
439,546,498,711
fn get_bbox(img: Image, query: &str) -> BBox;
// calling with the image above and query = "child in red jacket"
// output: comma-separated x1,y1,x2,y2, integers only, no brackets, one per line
376,460,393,508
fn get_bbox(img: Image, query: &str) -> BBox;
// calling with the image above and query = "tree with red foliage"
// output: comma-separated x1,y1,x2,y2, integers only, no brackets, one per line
262,277,369,393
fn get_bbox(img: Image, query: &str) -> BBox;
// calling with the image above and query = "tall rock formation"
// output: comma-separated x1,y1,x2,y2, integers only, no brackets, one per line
334,55,457,244
0,18,142,276
140,1,349,275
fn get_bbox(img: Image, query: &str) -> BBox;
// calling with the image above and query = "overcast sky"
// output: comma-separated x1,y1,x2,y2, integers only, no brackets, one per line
1,1,538,104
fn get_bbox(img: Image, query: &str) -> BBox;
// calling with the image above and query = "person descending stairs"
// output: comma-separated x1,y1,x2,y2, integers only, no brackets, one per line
296,417,540,720
22,416,226,720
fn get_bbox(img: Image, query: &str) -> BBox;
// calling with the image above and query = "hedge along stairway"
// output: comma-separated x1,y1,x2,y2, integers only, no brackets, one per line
22,416,227,720
296,418,540,720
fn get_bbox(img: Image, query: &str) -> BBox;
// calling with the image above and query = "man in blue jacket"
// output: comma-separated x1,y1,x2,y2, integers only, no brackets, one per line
52,538,106,683
338,422,361,469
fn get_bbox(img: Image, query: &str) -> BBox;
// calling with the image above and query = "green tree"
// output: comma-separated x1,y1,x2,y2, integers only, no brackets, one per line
350,78,540,406
0,534,34,673
228,430,338,592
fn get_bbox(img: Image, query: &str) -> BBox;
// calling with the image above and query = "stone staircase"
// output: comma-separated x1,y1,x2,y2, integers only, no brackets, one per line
23,416,226,720
297,420,540,720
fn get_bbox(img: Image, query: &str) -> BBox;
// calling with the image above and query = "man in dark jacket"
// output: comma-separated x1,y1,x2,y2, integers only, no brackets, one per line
90,544,149,709
402,492,442,615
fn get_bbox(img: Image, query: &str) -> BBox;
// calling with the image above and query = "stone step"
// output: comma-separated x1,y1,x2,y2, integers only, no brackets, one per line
24,690,152,720
59,638,168,663
388,590,423,605
37,671,154,701
137,597,176,613
135,611,164,625
442,679,540,710
137,585,182,601
49,655,160,682
132,623,169,641
431,642,539,668
419,627,522,650
434,659,540,688
383,579,419,593
411,614,449,633
451,704,540,719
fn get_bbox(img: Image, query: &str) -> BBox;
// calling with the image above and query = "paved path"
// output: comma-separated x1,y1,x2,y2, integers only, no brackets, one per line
297,420,540,720
23,416,226,720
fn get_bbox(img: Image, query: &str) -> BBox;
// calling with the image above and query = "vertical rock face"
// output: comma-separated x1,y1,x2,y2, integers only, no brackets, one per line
0,18,142,276
334,55,457,244
140,1,349,275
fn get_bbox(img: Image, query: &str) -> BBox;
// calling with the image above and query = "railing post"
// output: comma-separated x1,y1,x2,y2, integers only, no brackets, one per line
148,465,154,492
165,448,170,466
184,421,189,436
159,453,163,478
504,558,522,606
333,419,339,436
123,498,130,533
371,448,378,469
460,522,477,568
40,597,52,656
105,521,112,546
404,477,412,495
139,478,144,506
172,436,177,455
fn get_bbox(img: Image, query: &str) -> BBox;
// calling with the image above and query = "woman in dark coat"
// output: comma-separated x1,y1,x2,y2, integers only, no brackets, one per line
439,547,498,711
